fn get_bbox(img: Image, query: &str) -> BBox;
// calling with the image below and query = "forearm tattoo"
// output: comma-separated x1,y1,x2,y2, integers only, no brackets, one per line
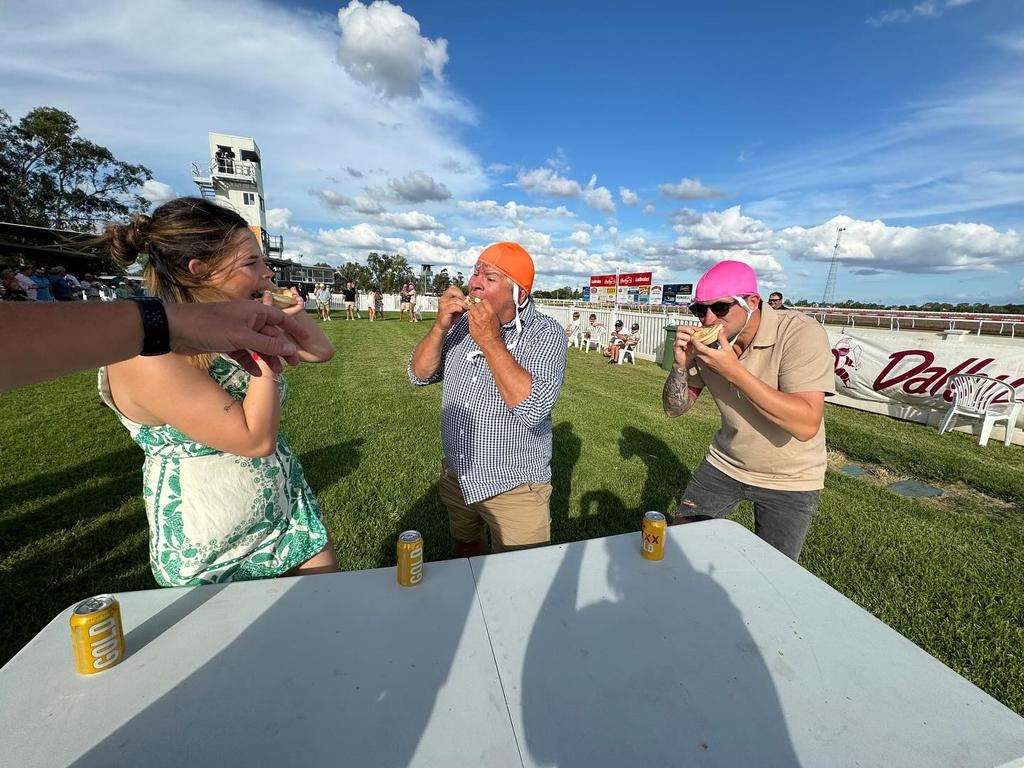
662,365,694,417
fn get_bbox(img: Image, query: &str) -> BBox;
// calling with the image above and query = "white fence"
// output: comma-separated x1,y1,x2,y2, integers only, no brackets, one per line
300,295,691,363
534,302,698,363
305,293,440,314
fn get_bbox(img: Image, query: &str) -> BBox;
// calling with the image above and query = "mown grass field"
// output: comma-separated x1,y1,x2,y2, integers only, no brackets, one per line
1,312,1022,714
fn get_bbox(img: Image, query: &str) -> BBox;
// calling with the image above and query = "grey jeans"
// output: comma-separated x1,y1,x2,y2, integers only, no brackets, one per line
676,460,820,561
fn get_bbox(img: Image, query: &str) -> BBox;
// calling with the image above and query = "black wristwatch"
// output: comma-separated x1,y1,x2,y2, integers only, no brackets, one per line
130,297,171,356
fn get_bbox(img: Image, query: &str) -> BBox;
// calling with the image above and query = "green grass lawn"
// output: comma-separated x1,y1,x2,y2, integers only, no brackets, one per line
2,313,1022,714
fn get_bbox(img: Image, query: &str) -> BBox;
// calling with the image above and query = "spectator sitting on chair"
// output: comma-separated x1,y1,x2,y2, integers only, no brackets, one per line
582,313,604,344
610,322,641,364
768,292,789,310
564,311,581,345
603,320,627,359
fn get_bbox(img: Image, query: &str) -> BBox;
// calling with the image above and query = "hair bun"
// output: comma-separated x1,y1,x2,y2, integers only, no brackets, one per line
128,214,152,246
107,214,152,267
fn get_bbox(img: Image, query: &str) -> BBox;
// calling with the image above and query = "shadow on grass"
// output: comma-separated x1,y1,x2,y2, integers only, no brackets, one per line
564,426,692,542
296,439,364,495
0,447,141,549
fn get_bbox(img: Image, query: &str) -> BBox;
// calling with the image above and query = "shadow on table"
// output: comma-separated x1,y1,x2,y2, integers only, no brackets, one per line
521,492,800,764
68,562,484,767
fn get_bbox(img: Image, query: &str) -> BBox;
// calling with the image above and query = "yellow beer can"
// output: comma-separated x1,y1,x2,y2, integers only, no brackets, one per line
397,530,424,587
70,594,125,675
641,511,667,561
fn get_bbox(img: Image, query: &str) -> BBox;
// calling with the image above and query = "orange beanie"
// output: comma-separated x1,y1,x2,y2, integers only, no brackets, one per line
478,242,535,294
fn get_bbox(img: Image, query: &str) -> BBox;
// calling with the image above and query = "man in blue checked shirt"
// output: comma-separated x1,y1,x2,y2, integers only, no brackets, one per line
409,242,567,556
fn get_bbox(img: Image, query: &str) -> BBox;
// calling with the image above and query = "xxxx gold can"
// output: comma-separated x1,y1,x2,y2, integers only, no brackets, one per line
641,511,667,561
397,530,424,587
70,594,125,675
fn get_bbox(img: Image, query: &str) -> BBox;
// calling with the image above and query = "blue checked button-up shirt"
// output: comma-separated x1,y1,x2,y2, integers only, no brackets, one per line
408,301,567,504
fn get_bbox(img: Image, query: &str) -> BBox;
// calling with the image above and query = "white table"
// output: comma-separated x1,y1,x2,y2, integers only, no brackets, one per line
470,520,1024,767
4,520,1024,767
0,558,520,767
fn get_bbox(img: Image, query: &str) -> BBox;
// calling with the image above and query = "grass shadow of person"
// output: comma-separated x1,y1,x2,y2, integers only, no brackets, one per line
570,426,693,541
295,439,364,496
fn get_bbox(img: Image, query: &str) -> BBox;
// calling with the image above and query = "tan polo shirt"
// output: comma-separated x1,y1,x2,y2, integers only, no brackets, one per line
688,305,835,491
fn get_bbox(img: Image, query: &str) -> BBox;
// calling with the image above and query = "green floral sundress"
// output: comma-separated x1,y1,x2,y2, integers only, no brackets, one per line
98,357,328,586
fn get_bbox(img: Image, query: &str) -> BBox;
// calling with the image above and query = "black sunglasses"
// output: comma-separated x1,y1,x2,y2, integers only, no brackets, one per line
689,299,737,318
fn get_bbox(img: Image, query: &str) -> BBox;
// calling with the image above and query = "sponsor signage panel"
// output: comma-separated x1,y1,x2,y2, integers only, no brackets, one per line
825,327,1024,439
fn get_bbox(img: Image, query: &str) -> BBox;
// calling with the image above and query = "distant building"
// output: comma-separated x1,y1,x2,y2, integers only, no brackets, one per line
191,132,284,261
273,260,336,289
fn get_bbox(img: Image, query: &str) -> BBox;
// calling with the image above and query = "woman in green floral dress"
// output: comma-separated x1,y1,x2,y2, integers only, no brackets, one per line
96,198,337,586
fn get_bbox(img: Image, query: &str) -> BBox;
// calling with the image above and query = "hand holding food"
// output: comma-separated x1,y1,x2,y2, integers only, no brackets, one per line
690,323,723,348
436,286,470,332
266,284,298,309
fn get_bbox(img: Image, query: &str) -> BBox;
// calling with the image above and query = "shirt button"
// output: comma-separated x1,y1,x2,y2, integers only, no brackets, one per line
459,429,465,435
473,377,478,382
464,402,470,408
459,454,464,460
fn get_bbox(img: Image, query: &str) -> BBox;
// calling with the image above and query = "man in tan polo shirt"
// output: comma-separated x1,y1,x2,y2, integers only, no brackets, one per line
662,260,834,561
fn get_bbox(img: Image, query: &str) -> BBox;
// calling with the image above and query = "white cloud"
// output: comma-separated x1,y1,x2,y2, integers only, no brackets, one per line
456,199,574,221
582,175,615,214
318,222,405,252
991,30,1024,54
619,187,640,205
776,216,1024,273
139,179,176,205
867,0,975,26
1018,278,1024,292
377,210,443,230
316,190,385,214
517,167,582,197
0,0,485,227
336,0,448,99
266,207,295,230
513,166,615,213
643,203,655,215
384,170,451,202
474,224,554,256
567,230,591,246
659,177,727,200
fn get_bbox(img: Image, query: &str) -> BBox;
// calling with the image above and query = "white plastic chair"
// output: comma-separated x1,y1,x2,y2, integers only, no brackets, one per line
938,374,1022,447
582,326,606,353
618,335,641,365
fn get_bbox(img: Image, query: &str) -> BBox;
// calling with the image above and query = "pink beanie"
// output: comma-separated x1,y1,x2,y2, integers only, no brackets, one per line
694,260,759,302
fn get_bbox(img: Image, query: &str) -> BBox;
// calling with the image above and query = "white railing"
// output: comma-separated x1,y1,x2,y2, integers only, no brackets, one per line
534,302,698,363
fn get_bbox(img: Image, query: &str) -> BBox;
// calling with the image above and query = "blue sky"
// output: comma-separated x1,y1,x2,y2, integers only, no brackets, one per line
2,0,1022,303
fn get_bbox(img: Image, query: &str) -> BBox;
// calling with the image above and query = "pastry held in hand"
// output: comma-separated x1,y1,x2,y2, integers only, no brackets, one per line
464,295,482,310
690,323,723,347
267,285,298,309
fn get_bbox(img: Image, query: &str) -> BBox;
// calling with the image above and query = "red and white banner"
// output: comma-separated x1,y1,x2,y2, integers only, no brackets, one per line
824,327,1024,438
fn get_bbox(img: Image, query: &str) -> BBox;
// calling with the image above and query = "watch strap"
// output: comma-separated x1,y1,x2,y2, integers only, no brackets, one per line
130,297,171,356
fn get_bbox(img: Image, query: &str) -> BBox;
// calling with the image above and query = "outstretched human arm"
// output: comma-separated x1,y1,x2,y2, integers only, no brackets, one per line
0,300,308,393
